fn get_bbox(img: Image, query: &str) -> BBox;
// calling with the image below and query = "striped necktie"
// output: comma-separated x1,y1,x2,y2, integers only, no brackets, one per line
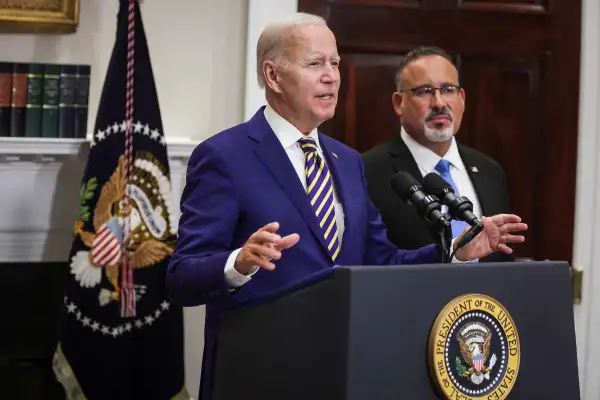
298,136,340,261
435,159,469,238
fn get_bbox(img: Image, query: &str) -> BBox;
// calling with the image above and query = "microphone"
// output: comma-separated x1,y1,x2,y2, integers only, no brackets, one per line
422,173,481,226
390,171,450,230
422,173,483,249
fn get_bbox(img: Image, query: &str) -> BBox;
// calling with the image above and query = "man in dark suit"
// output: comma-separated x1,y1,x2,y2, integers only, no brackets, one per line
363,46,513,263
166,18,527,400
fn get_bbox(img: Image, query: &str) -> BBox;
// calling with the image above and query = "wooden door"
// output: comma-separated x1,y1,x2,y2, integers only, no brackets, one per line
299,0,581,262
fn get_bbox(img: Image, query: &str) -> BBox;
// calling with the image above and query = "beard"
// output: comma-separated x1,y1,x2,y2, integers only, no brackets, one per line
424,120,454,142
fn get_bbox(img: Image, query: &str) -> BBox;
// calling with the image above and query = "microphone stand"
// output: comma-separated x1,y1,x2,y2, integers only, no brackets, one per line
436,214,453,264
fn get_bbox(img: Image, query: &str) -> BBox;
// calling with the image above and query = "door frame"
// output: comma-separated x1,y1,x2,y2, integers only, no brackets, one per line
573,0,600,396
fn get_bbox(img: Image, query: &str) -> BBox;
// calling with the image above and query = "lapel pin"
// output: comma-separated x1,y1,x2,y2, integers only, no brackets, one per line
471,166,479,173
332,152,338,159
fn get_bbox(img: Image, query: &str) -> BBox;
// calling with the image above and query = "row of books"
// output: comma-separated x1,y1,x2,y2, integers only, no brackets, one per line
0,62,91,139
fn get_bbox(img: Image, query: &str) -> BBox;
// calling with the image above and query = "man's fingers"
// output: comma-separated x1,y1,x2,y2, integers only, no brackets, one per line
248,254,276,270
501,234,525,244
239,249,276,271
246,243,281,261
240,225,298,274
497,243,514,254
274,233,300,250
251,230,282,244
259,221,280,233
492,214,522,224
500,222,528,233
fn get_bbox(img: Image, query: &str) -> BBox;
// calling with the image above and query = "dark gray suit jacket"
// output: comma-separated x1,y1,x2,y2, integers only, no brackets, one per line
361,135,514,263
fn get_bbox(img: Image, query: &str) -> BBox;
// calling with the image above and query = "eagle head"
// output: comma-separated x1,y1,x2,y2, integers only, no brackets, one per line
469,343,481,356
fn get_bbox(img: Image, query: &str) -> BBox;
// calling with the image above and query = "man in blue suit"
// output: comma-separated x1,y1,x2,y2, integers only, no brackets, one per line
166,12,527,400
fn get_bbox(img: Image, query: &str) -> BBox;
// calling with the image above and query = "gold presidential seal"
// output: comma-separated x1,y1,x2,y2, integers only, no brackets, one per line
428,294,520,400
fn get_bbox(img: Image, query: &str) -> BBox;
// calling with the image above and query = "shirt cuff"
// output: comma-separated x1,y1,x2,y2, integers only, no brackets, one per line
224,248,259,288
451,238,479,263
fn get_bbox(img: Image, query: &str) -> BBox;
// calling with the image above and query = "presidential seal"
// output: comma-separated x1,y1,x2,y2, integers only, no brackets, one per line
428,294,520,400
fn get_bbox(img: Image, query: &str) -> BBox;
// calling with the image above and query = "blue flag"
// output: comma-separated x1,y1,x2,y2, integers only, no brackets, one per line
53,1,188,399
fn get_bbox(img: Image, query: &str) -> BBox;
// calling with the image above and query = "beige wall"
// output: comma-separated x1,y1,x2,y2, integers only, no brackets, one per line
0,0,247,143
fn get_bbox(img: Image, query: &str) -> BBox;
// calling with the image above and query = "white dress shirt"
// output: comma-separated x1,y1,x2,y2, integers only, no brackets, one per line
224,104,345,287
400,128,482,218
401,128,481,263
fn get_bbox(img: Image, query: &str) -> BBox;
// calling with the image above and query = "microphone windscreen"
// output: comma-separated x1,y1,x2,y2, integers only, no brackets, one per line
390,171,421,200
423,173,454,197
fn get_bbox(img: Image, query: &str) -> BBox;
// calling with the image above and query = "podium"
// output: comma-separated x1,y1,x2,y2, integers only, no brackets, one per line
212,261,580,400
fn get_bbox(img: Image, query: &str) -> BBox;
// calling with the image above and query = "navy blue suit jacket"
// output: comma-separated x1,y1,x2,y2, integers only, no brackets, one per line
166,107,440,399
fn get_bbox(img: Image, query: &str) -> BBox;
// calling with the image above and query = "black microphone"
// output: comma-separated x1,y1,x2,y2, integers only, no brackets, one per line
390,171,450,230
422,173,483,249
422,173,481,226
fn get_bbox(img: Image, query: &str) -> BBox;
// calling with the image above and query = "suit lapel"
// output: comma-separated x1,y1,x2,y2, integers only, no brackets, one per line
247,110,331,257
458,146,493,215
389,135,424,179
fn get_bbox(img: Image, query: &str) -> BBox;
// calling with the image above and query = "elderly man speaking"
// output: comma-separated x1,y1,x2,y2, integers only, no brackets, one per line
166,12,527,400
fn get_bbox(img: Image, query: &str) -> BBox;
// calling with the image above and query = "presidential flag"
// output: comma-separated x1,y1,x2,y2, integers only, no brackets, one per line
53,1,188,399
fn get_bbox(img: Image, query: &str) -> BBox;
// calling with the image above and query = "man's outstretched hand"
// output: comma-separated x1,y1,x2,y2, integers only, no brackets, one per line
234,222,300,275
455,214,528,261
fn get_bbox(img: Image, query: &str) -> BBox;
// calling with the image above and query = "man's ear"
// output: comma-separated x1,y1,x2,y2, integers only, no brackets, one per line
263,61,283,94
392,91,404,117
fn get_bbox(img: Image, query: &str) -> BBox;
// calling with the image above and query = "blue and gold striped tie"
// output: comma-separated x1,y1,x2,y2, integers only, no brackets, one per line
298,137,340,261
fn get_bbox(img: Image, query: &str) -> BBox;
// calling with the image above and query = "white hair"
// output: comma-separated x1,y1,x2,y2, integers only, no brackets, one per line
256,12,327,88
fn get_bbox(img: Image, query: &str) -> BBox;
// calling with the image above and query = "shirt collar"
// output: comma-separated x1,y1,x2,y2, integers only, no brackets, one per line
400,126,464,174
264,103,321,150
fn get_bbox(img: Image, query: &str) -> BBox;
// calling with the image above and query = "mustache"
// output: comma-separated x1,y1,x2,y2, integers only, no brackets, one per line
426,109,452,121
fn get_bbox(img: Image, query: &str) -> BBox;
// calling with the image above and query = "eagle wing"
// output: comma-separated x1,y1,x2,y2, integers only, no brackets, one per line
79,230,96,248
457,336,473,367
93,155,125,232
130,240,173,269
483,334,492,362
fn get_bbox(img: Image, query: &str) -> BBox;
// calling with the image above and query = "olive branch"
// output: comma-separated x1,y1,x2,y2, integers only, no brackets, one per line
78,177,98,222
455,356,468,377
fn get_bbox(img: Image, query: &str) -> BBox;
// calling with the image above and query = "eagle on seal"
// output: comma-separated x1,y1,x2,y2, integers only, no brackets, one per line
458,331,492,376
70,154,173,306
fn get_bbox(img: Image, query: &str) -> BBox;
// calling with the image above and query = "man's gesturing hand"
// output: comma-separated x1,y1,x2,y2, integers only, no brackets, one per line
234,222,300,276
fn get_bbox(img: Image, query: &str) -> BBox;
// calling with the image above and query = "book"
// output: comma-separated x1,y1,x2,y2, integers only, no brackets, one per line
58,64,77,138
10,63,28,137
24,63,44,137
0,62,12,137
41,63,61,138
74,64,91,139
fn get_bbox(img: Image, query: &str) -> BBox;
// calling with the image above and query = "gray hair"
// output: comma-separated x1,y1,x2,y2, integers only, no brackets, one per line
395,46,455,91
256,12,327,88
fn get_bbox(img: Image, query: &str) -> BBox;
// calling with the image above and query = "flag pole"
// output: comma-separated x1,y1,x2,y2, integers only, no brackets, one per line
121,0,136,317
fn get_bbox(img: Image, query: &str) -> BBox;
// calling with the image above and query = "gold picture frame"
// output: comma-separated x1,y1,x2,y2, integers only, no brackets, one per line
0,0,79,34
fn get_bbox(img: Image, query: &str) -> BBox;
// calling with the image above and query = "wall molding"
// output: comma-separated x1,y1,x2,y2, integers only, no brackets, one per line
0,137,197,160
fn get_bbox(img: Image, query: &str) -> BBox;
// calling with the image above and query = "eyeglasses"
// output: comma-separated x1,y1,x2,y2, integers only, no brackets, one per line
401,84,462,99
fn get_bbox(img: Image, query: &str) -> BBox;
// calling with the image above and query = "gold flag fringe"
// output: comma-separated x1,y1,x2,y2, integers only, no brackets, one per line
52,343,192,400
